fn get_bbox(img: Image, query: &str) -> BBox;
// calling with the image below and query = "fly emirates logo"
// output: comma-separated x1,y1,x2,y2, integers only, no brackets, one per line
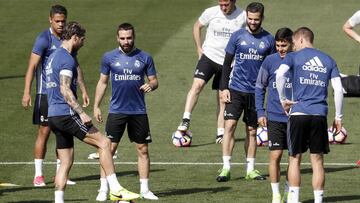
114,69,141,81
239,48,264,61
299,56,327,87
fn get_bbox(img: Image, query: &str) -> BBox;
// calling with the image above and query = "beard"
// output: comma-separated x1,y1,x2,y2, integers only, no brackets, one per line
247,22,262,33
120,43,134,53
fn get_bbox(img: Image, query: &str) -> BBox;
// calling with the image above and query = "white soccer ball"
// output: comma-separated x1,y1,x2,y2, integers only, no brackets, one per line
328,126,347,144
172,130,192,147
256,126,268,146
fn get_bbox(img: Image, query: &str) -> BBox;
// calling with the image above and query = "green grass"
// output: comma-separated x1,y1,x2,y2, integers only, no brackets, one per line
0,0,359,202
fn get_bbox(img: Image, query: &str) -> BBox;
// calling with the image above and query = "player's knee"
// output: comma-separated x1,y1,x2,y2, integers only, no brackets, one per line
98,137,111,151
136,144,149,157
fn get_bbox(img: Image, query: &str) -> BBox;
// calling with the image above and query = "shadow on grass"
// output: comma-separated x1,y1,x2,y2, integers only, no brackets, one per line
156,186,231,197
302,195,360,203
0,75,24,80
0,186,52,195
191,142,214,147
69,168,165,182
280,166,357,176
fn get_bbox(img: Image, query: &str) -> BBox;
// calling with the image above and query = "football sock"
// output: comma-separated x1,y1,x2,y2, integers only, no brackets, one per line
183,112,191,120
34,159,43,177
217,128,224,136
246,158,255,174
222,156,231,170
314,190,324,203
100,178,108,192
56,159,61,173
54,190,64,203
287,186,300,203
271,182,280,195
106,173,123,191
140,178,149,193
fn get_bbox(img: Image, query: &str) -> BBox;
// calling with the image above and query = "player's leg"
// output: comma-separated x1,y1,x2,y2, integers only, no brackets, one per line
268,121,288,203
97,142,119,202
269,150,283,203
178,55,216,131
96,113,125,201
84,127,139,201
243,93,265,180
216,90,242,182
54,148,73,203
33,94,51,186
309,116,328,203
212,67,225,144
129,114,158,200
286,115,308,203
310,153,325,203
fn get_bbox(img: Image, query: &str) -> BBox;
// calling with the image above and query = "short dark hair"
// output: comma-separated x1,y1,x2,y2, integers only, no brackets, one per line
275,27,293,42
50,5,67,17
246,2,264,17
62,21,86,40
117,23,135,37
294,27,314,43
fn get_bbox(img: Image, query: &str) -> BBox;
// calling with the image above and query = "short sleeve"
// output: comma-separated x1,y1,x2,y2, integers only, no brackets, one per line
348,10,360,27
32,33,49,56
225,32,238,55
100,54,111,75
145,55,157,76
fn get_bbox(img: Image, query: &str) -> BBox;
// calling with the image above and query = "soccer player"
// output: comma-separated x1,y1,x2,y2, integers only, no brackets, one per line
255,27,293,203
46,21,139,203
22,4,89,186
217,2,275,182
276,27,344,203
343,10,360,44
177,0,246,143
93,23,159,201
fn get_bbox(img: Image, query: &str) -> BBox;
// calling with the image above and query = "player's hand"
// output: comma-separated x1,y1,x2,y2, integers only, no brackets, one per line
221,89,231,103
258,117,267,127
79,111,92,126
82,93,90,107
22,93,32,110
332,119,342,134
140,83,152,93
93,107,103,123
280,99,297,115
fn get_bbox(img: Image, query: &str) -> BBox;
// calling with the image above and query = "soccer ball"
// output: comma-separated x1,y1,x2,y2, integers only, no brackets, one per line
256,126,268,146
328,126,347,144
172,130,192,147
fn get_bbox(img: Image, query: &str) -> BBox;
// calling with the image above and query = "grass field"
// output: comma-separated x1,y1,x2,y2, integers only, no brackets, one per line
0,0,359,202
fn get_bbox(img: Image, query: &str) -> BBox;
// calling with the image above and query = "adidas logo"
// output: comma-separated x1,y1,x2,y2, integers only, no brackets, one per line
195,69,205,76
114,62,121,67
107,135,114,139
240,40,247,46
51,45,57,50
302,56,327,73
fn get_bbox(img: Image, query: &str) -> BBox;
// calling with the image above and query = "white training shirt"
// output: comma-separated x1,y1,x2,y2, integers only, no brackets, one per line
199,5,246,65
348,10,360,27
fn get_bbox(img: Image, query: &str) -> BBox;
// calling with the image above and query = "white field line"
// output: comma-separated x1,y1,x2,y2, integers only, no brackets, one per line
0,161,357,166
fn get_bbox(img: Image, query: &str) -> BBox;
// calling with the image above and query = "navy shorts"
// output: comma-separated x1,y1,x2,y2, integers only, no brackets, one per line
49,114,93,149
32,94,48,126
224,90,258,128
106,113,152,144
287,115,329,156
194,54,222,90
268,120,288,150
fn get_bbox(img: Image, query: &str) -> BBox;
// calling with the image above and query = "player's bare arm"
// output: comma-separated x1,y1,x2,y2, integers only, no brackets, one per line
77,65,90,107
343,20,360,43
22,53,41,109
93,74,109,123
193,20,204,59
60,73,91,125
140,75,158,93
